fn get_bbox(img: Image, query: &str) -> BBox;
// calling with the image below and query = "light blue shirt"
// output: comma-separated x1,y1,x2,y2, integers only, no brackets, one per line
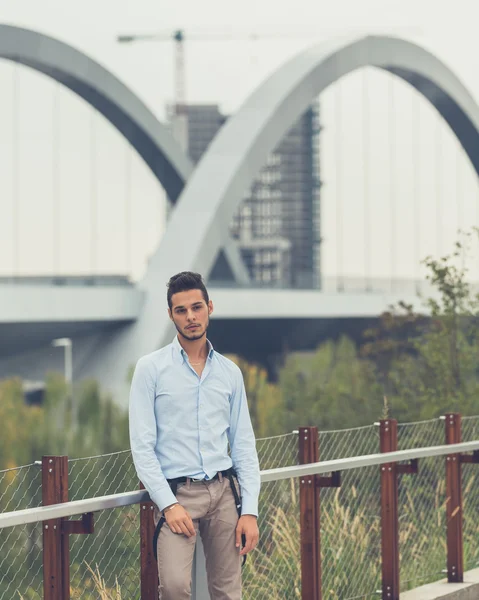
129,335,260,515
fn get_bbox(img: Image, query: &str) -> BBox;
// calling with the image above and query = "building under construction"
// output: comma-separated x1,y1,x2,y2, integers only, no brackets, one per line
168,103,321,289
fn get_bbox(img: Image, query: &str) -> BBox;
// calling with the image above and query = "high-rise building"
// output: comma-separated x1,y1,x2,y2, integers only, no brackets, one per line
167,103,321,288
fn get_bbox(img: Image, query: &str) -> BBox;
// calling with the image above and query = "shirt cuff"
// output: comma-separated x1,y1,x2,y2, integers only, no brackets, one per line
150,486,178,513
241,496,258,518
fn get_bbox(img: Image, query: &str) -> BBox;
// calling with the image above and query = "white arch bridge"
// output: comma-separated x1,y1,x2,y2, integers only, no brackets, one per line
1,25,478,404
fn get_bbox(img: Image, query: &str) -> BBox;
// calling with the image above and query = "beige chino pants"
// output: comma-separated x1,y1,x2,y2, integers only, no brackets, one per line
153,475,242,600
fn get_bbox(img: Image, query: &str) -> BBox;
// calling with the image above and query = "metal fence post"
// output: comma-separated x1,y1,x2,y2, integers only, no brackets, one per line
42,455,69,600
299,426,321,600
445,413,464,583
191,537,210,600
379,419,399,600
140,482,159,599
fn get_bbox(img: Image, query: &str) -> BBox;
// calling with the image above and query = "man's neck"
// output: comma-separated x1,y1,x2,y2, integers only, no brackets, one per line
177,334,208,361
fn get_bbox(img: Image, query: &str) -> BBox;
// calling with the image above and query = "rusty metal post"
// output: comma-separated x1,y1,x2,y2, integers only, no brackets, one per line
140,482,159,599
445,413,464,583
299,426,321,600
42,455,70,600
379,419,399,600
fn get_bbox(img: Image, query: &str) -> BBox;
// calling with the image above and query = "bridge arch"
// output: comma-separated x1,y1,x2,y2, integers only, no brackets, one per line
0,24,249,283
132,35,479,344
0,23,191,201
158,35,479,280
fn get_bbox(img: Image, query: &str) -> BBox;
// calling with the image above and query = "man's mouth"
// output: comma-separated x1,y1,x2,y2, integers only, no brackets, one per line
186,325,199,330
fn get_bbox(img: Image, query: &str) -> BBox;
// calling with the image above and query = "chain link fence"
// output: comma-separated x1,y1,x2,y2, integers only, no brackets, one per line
461,416,479,574
1,420,479,598
0,433,299,599
243,432,300,599
320,425,382,600
0,464,42,599
68,451,140,598
396,419,446,592
66,433,300,599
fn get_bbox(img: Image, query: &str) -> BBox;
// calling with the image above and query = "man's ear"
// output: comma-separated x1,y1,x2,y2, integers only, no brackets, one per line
168,308,173,322
208,300,214,316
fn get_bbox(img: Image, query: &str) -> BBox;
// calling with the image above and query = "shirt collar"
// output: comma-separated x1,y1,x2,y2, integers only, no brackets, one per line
172,335,214,364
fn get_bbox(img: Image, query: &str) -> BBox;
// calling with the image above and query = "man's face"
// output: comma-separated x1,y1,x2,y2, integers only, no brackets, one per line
168,289,213,341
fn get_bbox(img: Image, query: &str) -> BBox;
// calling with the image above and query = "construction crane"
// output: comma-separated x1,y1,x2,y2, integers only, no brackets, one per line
117,29,318,150
117,29,311,149
117,30,311,114
118,30,188,119
116,26,422,112
116,26,422,149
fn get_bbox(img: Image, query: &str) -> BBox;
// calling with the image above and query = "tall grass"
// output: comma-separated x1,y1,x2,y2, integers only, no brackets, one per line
82,563,121,600
243,470,479,598
18,564,121,600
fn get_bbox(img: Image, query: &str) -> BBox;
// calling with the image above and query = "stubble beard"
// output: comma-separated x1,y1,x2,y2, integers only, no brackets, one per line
175,317,209,342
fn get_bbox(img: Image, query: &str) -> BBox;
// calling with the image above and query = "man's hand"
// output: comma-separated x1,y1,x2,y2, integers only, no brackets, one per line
235,515,259,556
164,504,196,538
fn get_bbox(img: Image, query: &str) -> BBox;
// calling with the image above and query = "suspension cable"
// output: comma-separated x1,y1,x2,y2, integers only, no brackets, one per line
362,65,371,291
125,142,132,276
12,65,20,278
90,110,98,275
335,80,343,291
435,120,443,258
52,82,61,275
456,142,466,270
389,76,396,292
412,92,421,291
456,142,463,234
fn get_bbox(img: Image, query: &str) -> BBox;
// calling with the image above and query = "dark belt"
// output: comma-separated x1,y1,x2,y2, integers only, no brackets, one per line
166,468,233,486
152,467,246,567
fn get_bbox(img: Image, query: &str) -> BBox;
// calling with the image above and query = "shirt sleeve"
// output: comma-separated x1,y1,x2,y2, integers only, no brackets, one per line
228,366,261,517
129,356,177,511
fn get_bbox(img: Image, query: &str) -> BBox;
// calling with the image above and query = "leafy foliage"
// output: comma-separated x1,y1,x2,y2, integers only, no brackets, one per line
0,375,129,472
235,229,479,432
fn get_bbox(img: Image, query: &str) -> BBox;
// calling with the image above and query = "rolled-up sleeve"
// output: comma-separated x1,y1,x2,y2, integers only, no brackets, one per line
228,366,261,517
129,357,177,511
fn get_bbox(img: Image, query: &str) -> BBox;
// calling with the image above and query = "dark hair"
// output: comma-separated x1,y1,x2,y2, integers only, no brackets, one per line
167,271,209,309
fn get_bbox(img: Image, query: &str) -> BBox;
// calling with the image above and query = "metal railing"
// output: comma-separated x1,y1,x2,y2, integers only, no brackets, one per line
209,275,479,296
3,275,479,300
1,417,479,599
0,432,297,599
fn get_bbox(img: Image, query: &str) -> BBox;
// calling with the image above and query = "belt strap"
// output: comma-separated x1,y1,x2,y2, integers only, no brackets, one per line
227,470,247,567
152,481,177,563
152,469,247,567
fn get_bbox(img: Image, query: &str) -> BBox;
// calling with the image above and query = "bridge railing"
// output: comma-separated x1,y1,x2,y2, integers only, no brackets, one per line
4,274,479,298
0,432,298,599
209,275,479,296
1,417,479,599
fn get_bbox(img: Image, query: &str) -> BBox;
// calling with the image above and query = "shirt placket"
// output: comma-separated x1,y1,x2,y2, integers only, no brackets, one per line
197,360,212,476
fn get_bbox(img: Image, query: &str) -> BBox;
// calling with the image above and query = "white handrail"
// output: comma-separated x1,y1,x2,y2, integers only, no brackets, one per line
261,440,479,482
1,440,478,529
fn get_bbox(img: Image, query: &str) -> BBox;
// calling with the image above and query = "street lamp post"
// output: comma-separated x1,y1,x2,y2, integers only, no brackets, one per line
52,337,72,384
51,337,74,433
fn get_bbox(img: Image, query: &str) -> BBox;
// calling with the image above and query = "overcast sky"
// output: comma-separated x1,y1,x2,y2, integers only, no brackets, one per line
0,0,478,285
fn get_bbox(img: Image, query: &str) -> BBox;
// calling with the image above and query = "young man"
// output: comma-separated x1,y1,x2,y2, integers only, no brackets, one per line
129,271,260,600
